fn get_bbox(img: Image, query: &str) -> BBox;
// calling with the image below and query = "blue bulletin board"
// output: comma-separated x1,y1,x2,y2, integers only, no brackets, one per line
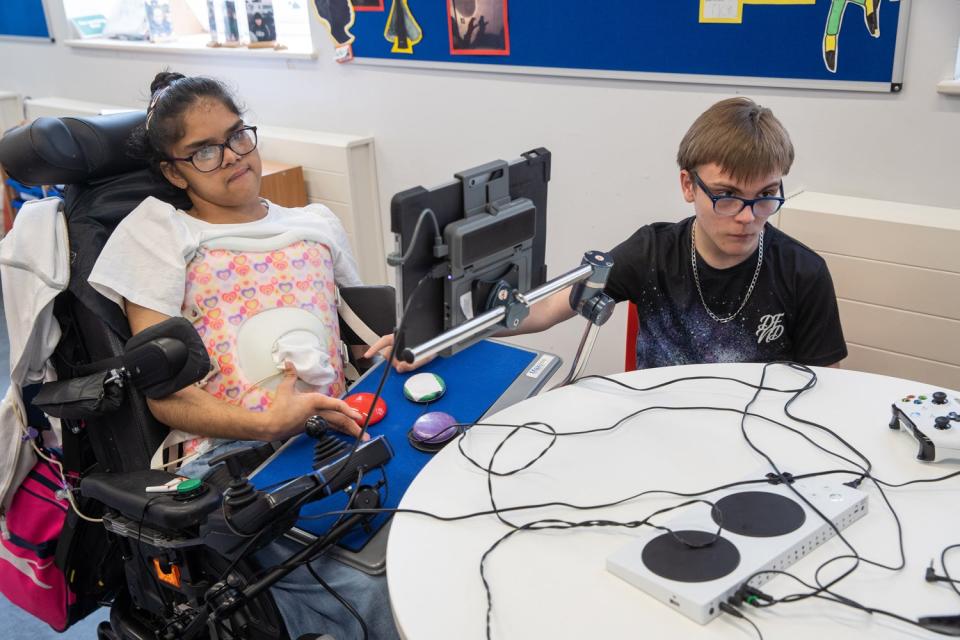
338,0,911,92
0,0,52,40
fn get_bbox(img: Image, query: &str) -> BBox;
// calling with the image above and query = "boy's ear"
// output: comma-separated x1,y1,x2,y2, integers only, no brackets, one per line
160,161,188,190
680,170,696,204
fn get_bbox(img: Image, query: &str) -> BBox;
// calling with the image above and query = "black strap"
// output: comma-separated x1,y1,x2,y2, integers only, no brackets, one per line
27,467,62,494
73,355,123,377
5,529,59,559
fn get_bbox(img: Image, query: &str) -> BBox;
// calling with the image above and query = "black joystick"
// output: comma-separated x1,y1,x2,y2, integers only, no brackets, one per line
209,448,259,509
305,415,329,439
934,416,952,430
305,416,348,470
932,391,948,405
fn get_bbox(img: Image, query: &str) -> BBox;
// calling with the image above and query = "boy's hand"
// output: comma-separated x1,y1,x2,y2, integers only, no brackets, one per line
265,365,368,440
364,334,435,373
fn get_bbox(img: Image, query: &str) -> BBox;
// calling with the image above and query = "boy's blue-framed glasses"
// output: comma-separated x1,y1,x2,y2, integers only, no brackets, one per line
166,125,258,173
691,171,785,217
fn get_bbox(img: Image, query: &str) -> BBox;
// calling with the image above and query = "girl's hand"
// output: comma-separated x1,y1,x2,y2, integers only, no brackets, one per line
265,364,368,440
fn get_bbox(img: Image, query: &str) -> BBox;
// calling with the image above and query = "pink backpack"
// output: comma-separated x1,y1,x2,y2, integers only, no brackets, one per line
0,456,75,631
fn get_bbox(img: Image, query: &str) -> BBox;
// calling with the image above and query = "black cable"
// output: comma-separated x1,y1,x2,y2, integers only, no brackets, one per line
718,601,764,640
817,467,960,489
211,273,434,589
296,469,862,524
584,365,901,584
291,364,950,601
736,364,869,595
306,563,369,640
707,363,952,638
580,368,873,476
749,570,960,637
732,364,908,609
388,208,443,267
465,362,933,639
202,360,959,639
202,271,437,638
450,403,872,530
941,543,960,598
242,467,368,587
291,468,372,574
476,500,729,640
286,270,433,512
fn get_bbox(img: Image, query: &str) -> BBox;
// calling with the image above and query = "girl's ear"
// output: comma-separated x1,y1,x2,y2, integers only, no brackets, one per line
160,161,188,190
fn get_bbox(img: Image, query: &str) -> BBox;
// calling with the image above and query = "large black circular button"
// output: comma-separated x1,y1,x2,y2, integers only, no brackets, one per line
932,392,948,405
934,416,951,430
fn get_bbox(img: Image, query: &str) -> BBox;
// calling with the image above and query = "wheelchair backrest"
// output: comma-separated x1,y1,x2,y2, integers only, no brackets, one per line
1,112,192,473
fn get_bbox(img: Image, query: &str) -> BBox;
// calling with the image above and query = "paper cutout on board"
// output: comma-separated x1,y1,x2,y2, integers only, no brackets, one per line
699,0,815,25
700,0,901,74
384,0,422,54
312,0,357,60
823,0,899,72
448,0,509,56
352,0,384,11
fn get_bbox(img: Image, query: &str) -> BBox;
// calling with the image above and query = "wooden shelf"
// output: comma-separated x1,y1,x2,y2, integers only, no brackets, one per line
260,161,307,208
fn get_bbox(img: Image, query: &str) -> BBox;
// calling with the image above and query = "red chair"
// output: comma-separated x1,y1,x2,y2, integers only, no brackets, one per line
625,301,638,371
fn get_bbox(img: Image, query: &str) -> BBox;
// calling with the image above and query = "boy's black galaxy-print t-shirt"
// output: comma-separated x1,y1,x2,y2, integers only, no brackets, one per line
605,217,848,370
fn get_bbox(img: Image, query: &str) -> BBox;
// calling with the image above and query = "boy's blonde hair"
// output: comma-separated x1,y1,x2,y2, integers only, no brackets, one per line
677,97,794,183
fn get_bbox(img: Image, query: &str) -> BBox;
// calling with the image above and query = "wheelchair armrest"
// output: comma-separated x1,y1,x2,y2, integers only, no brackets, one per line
80,470,222,531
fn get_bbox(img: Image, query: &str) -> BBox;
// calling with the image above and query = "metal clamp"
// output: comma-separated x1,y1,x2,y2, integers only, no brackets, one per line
401,251,616,391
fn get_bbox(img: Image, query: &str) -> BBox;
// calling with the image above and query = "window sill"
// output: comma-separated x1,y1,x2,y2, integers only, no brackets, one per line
63,34,316,60
937,79,960,96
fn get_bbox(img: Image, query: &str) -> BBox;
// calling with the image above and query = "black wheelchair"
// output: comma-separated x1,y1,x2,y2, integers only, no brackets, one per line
0,111,396,640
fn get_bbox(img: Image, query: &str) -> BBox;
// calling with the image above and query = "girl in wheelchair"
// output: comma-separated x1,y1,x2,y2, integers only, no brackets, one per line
88,71,399,640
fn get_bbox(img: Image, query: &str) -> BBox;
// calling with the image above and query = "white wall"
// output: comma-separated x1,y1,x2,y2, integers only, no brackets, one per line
1,1,958,376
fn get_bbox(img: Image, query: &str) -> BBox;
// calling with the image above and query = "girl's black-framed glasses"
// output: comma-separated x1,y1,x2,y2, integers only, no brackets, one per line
166,126,258,173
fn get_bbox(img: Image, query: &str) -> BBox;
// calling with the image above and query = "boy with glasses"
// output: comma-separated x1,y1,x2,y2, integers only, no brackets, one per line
510,97,847,369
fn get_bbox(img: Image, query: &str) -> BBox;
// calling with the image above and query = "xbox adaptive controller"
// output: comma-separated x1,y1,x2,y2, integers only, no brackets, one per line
889,391,960,463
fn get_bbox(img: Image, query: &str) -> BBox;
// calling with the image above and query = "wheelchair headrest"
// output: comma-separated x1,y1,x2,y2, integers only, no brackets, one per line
0,111,191,339
0,111,147,186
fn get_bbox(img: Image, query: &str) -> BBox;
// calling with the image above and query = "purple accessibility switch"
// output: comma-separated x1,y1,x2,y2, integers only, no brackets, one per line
408,411,459,452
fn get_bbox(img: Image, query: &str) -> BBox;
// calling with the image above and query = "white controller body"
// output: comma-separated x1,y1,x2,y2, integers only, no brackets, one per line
890,391,960,463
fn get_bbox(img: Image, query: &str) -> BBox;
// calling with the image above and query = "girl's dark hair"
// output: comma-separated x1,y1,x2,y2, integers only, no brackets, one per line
128,71,244,177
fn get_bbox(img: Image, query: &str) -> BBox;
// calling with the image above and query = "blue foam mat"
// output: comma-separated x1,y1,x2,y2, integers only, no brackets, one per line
251,340,538,551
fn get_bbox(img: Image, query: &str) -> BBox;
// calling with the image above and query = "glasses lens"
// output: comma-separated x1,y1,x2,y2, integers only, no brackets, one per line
714,198,744,216
192,145,223,172
753,198,782,217
228,128,257,155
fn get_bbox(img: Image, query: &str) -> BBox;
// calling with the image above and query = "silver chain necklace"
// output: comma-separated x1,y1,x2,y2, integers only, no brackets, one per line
690,223,764,324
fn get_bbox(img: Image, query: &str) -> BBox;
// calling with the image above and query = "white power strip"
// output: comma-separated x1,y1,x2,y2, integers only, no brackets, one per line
607,476,868,624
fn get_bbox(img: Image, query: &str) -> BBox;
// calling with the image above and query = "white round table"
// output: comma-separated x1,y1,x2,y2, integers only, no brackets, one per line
386,364,960,640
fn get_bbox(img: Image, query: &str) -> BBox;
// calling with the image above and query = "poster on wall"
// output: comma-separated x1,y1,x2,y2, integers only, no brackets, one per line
448,0,509,56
